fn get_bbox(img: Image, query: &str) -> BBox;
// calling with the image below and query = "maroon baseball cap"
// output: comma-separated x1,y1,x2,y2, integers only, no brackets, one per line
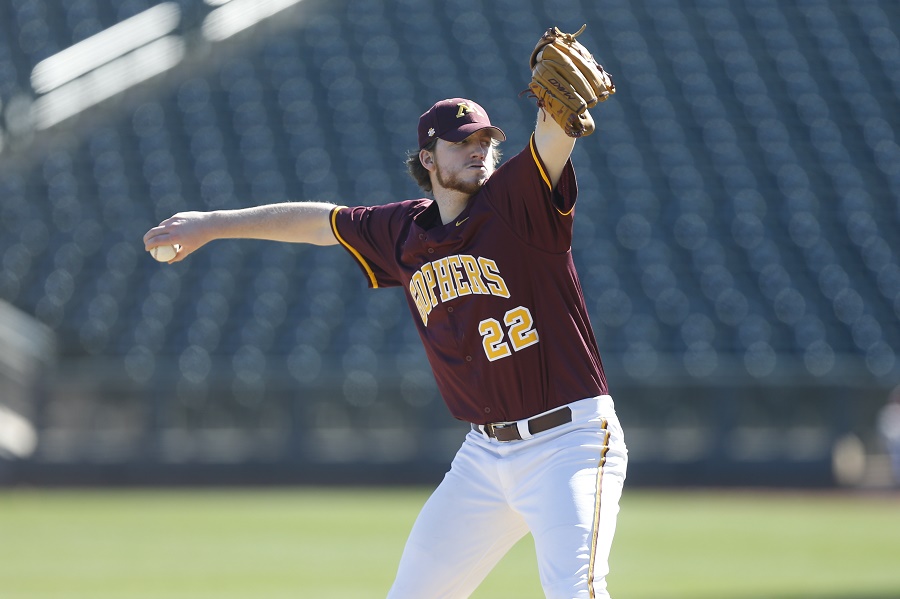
417,98,506,149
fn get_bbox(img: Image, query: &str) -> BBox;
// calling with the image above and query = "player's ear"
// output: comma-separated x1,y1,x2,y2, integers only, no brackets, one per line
419,148,435,172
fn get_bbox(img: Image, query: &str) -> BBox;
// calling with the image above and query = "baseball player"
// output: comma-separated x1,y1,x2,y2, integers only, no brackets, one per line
144,27,627,599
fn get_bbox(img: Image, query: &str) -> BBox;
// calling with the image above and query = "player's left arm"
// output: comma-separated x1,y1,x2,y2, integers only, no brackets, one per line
526,24,615,190
532,109,577,190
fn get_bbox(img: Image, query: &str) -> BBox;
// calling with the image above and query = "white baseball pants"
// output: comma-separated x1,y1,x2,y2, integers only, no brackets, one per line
387,395,628,599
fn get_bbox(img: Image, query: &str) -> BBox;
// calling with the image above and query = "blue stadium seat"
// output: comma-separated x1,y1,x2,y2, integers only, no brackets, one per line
0,0,897,388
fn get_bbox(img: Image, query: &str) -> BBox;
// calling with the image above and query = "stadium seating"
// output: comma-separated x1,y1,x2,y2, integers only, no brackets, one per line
0,0,898,467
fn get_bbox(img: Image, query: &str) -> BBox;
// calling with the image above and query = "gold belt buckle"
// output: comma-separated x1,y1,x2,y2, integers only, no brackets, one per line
486,421,518,441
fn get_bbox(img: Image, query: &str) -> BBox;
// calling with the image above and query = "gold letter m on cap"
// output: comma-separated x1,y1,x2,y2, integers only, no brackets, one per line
456,102,480,118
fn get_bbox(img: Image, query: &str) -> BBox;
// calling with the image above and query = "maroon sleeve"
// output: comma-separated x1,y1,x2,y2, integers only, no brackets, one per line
329,200,422,288
482,134,579,253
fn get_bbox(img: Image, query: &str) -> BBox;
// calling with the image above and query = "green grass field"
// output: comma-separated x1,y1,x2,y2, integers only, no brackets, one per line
1,487,898,598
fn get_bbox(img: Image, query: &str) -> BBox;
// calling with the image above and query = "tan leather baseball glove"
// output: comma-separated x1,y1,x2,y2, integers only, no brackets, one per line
528,24,616,138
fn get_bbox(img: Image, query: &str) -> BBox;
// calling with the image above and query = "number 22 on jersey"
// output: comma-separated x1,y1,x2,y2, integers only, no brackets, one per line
478,306,539,362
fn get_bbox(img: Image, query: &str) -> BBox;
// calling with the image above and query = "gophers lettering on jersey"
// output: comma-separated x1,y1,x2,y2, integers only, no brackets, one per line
410,254,510,326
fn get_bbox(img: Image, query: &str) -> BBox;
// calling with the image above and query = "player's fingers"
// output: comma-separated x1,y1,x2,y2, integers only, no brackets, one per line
143,213,193,247
169,245,191,263
143,229,175,250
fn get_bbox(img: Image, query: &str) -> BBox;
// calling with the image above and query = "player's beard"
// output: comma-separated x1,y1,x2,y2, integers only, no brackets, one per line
434,162,488,197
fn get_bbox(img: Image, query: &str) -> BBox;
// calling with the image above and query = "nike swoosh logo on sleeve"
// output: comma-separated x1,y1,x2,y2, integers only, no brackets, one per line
455,217,469,226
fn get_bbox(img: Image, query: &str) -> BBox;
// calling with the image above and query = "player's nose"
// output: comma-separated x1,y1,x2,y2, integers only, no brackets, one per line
471,141,489,158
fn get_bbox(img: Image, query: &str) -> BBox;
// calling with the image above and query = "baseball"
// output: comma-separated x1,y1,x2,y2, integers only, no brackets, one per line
150,244,179,262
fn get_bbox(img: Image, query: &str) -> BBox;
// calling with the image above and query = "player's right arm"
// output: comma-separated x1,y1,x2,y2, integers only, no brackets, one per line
533,108,577,190
142,202,338,262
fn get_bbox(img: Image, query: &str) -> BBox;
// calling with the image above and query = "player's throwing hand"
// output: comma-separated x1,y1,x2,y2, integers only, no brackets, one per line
143,211,213,263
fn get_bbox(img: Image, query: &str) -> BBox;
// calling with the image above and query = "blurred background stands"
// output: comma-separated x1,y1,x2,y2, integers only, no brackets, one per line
0,0,898,487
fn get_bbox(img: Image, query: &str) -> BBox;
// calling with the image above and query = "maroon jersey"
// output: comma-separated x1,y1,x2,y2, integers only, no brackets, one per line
330,135,607,424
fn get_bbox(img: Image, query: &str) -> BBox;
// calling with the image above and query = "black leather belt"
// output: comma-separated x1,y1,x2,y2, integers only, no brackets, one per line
473,406,572,442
